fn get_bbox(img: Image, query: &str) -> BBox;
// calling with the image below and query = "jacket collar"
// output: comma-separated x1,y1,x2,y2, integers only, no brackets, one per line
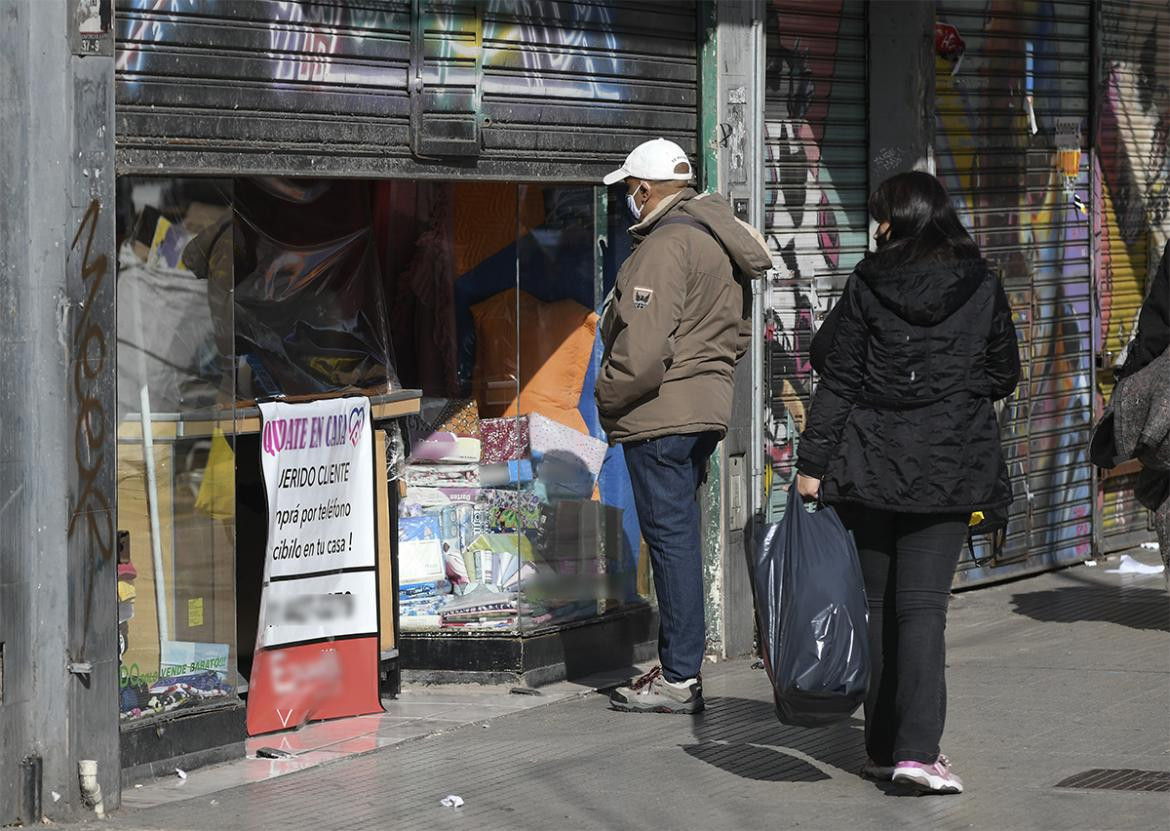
629,188,696,246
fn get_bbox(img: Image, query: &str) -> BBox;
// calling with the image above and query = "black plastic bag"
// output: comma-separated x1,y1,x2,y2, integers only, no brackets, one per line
753,485,869,727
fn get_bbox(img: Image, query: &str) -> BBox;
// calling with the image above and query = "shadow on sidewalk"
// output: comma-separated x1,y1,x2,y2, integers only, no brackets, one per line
1009,584,1169,632
685,696,867,780
681,742,830,782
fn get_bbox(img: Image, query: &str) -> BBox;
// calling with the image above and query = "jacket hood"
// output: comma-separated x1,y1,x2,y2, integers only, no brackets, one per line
855,256,990,326
633,189,773,282
680,191,773,281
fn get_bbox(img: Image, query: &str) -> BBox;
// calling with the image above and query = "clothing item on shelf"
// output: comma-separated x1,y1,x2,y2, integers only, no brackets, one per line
408,396,481,440
404,463,479,488
409,432,482,464
471,289,598,434
529,412,609,478
479,416,530,464
479,460,535,486
475,487,542,532
439,585,519,627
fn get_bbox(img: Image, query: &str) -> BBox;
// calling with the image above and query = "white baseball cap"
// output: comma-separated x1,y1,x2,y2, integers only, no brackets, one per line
602,138,694,186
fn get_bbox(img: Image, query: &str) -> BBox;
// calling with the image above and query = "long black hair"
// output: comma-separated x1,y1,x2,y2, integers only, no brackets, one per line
867,171,980,267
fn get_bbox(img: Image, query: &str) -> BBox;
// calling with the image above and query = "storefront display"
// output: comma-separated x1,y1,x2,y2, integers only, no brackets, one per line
390,183,647,637
115,177,406,729
115,175,647,737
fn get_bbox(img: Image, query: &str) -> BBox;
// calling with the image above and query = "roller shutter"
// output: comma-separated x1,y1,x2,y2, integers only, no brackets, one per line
762,0,869,519
1095,0,1169,553
114,0,699,179
934,0,1095,581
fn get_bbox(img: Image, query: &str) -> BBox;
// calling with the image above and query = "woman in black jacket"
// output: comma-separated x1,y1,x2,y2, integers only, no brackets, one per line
796,171,1020,794
1116,240,1169,381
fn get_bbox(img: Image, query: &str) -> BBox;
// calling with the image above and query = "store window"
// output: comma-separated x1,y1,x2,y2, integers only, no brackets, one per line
393,183,647,633
116,177,402,724
116,175,649,714
116,178,240,722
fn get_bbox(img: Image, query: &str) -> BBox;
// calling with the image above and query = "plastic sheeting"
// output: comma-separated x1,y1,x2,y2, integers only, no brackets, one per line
117,242,223,419
753,486,870,727
231,178,399,399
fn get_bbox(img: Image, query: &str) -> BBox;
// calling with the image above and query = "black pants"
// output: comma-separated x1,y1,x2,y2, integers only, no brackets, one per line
836,505,968,765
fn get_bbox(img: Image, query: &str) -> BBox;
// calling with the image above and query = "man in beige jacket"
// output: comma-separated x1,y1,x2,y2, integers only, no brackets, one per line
598,138,771,713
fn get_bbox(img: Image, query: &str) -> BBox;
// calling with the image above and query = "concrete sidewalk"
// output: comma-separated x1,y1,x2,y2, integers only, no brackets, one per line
69,555,1169,831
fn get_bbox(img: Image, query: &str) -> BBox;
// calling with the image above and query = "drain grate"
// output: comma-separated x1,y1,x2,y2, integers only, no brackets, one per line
1055,768,1170,793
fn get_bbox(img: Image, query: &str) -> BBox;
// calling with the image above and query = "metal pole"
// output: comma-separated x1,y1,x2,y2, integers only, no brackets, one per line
130,278,170,645
749,5,767,518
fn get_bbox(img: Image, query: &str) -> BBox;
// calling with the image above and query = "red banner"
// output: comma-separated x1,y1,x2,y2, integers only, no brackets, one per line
247,638,382,735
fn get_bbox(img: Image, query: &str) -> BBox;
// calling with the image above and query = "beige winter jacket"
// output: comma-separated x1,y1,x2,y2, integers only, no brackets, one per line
596,188,772,444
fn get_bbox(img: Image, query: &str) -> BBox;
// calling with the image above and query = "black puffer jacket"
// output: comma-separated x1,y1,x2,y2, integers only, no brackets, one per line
797,257,1021,513
1116,240,1170,380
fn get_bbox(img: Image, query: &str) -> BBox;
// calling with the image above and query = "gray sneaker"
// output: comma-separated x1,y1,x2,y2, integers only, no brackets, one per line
609,666,704,714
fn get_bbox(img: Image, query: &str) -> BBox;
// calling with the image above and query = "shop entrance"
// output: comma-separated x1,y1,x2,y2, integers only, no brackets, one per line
114,174,657,775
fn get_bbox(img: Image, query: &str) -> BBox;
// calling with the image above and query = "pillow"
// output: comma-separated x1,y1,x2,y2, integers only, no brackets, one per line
471,288,598,435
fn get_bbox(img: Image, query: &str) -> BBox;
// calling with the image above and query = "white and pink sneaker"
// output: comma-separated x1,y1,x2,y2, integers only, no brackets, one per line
892,755,964,794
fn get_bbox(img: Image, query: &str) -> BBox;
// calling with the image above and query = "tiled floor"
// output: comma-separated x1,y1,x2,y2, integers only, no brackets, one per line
121,666,651,810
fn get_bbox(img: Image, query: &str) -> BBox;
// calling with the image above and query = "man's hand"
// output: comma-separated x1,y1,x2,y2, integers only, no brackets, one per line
796,474,822,502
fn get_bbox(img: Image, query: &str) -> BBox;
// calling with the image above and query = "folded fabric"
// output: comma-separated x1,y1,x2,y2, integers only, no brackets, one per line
410,432,482,464
399,580,452,598
404,463,479,488
412,397,481,439
462,533,535,584
529,412,608,478
479,416,529,464
404,486,481,508
439,586,519,623
476,487,542,532
479,460,535,486
435,398,480,438
398,516,447,585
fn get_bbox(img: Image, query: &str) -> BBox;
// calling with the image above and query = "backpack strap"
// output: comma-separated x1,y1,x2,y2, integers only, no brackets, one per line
655,214,716,239
966,531,994,567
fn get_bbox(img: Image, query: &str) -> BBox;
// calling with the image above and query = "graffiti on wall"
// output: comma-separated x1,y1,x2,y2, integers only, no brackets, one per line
762,0,867,514
485,1,624,102
934,1,1094,562
1095,2,1170,541
115,0,635,101
113,0,692,163
116,0,405,86
69,198,115,563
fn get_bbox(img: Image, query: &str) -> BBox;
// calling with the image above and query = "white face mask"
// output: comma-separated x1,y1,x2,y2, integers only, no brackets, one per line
626,184,647,221
626,193,642,221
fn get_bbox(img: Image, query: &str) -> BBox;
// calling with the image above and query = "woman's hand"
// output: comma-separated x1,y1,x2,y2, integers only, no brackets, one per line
796,474,822,502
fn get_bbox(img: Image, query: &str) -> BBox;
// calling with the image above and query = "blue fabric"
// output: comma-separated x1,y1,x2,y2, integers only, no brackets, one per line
623,432,719,682
578,323,642,602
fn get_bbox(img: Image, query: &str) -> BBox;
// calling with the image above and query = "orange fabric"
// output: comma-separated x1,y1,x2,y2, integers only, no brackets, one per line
452,183,546,276
471,288,598,435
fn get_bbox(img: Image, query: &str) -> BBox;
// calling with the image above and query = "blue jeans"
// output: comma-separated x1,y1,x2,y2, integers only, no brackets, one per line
623,431,720,683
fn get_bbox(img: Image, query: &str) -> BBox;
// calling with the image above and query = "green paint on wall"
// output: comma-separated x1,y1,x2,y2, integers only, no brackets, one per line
698,0,719,192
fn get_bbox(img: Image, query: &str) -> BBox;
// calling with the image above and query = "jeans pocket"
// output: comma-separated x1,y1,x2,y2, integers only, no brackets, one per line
654,434,696,466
